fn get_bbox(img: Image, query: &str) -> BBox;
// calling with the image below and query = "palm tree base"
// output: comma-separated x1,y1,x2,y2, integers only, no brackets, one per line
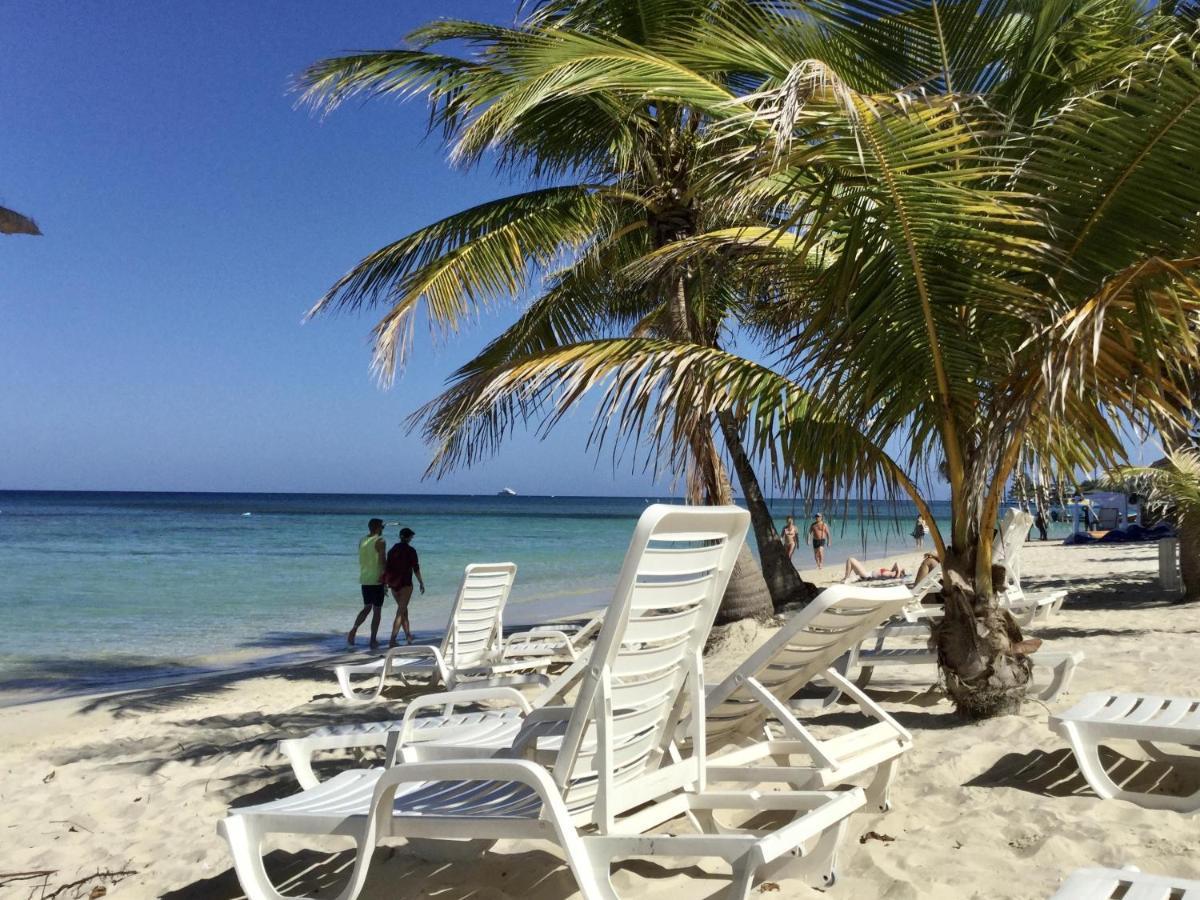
933,584,1032,720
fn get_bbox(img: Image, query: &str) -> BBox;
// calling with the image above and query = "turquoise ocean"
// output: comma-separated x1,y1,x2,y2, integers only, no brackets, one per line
0,491,1072,700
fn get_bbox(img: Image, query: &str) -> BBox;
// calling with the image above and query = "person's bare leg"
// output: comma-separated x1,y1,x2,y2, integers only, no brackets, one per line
389,586,414,646
347,605,371,646
843,557,870,583
368,604,382,647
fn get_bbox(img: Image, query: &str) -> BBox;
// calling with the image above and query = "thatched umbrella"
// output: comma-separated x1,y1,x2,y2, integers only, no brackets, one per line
0,205,42,235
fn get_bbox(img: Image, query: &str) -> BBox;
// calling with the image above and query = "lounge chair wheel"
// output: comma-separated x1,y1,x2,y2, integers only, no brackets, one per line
824,873,836,887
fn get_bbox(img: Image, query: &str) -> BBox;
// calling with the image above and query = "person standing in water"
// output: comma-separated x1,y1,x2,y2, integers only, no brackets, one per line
347,518,387,649
383,526,425,646
781,515,799,559
808,513,830,569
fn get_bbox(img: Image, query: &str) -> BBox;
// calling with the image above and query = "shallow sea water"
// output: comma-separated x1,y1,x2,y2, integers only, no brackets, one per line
0,490,1071,697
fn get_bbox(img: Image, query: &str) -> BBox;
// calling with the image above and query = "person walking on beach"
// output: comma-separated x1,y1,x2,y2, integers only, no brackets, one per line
781,515,799,559
809,513,830,569
383,526,425,646
911,515,927,549
348,518,386,649
1035,510,1049,541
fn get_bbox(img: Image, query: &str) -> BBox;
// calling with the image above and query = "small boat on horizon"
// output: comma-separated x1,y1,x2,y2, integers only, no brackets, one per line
497,487,517,496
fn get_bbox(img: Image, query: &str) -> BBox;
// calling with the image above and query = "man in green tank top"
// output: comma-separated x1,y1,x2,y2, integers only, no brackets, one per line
347,518,386,649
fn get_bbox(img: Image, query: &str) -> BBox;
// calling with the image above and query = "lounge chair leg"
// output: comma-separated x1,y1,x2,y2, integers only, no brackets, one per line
1034,656,1075,702
1064,727,1122,801
761,815,847,889
863,757,899,812
279,741,319,791
724,850,763,900
1065,728,1200,812
854,665,874,689
565,838,622,900
220,814,377,900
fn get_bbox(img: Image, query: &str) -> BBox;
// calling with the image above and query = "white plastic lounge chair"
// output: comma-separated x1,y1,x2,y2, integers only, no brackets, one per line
284,585,916,797
1050,866,1200,898
221,505,867,900
849,640,1081,702
501,613,604,662
846,557,1079,702
1050,692,1200,813
333,563,570,702
698,583,919,811
283,654,595,789
996,508,1068,625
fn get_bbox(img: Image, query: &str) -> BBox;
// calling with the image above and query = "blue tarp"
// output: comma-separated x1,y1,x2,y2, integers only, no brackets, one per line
1062,521,1176,545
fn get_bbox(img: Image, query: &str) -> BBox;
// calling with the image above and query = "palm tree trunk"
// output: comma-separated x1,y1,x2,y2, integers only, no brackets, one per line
933,532,1034,719
716,545,777,624
1179,519,1200,602
716,410,818,609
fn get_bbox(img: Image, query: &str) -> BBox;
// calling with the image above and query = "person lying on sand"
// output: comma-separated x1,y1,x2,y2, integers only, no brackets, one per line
842,557,907,583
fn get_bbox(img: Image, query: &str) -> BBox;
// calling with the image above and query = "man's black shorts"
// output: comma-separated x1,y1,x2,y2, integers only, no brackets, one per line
360,584,386,606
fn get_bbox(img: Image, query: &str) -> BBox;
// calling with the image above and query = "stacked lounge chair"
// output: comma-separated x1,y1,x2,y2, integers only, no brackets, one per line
220,504,873,900
1050,692,1200,813
1050,866,1200,898
333,562,576,702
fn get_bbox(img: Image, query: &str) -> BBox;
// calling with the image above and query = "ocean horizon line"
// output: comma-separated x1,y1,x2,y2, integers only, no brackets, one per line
0,487,954,503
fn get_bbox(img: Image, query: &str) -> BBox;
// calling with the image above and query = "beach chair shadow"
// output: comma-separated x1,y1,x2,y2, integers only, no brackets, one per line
965,746,1200,801
163,846,615,900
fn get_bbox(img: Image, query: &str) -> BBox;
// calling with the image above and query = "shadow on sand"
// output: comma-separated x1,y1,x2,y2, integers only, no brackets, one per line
966,745,1200,802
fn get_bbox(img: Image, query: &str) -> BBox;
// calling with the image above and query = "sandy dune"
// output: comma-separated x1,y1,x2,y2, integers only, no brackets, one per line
1,540,1196,899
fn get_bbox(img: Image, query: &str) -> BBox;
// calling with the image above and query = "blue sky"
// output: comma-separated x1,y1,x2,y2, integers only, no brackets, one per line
0,1,693,496
0,2,1160,498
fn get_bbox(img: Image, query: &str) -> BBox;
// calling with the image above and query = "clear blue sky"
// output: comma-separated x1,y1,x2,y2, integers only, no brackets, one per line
0,1,693,496
0,2,1158,498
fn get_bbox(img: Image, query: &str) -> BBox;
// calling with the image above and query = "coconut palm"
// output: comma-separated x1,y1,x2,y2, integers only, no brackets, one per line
388,0,1200,716
1115,451,1200,601
299,0,831,620
0,205,40,235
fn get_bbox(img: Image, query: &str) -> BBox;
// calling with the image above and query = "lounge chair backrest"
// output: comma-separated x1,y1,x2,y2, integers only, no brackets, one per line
441,563,517,670
704,583,915,747
996,508,1033,594
532,505,749,822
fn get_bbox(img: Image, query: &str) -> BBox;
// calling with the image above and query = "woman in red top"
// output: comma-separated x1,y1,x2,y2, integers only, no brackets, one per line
383,527,426,646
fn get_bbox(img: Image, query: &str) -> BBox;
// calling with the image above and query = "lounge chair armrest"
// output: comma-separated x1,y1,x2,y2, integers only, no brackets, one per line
387,687,532,761
509,705,574,756
502,629,575,659
380,644,448,679
370,757,569,824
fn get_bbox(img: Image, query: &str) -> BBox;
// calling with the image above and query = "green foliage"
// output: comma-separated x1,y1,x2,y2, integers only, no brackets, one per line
302,0,1200,581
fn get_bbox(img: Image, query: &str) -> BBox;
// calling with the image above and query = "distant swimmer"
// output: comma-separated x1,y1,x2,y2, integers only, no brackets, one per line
383,526,425,646
347,518,387,649
808,513,830,569
781,515,799,559
842,557,907,584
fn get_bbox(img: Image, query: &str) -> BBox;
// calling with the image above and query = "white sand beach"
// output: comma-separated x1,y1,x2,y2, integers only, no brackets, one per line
1,540,1196,899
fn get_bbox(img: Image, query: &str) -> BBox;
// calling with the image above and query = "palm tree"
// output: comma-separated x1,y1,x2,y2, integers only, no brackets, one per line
1116,451,1200,601
0,205,41,235
299,0,823,620
384,1,1200,716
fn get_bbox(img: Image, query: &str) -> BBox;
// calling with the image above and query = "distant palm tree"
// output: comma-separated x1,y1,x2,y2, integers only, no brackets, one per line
300,0,828,621
351,0,1200,716
1119,452,1200,601
0,205,40,235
